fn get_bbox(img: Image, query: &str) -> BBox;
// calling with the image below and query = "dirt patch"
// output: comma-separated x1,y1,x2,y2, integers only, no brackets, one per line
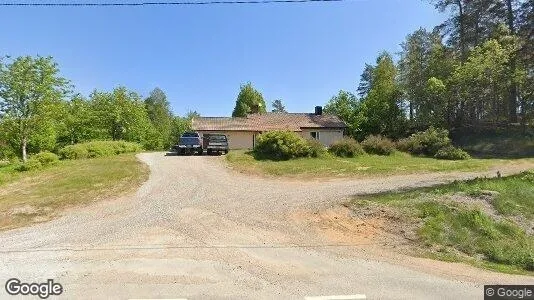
291,206,416,247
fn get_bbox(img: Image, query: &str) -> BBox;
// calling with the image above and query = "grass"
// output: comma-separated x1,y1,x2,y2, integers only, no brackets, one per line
226,150,525,178
453,127,534,158
0,154,149,230
352,171,534,274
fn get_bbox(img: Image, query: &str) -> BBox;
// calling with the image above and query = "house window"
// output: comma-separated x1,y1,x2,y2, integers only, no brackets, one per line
310,132,320,140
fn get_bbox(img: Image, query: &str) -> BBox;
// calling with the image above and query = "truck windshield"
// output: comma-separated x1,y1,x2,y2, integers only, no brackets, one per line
209,135,227,142
179,137,199,144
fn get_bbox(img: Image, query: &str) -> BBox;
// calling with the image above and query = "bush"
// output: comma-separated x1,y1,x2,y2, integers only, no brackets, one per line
328,138,365,158
59,141,143,160
434,146,471,160
59,144,89,160
361,135,395,156
306,139,327,158
253,131,311,160
397,127,451,156
33,152,60,166
15,158,42,172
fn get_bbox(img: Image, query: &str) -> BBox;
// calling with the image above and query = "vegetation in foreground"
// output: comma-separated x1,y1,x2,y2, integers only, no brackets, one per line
226,150,515,178
352,171,534,274
0,154,148,230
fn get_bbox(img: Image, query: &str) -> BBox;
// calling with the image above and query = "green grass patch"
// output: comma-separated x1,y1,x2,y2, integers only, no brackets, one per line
0,154,148,230
352,171,534,273
226,150,521,178
453,127,534,158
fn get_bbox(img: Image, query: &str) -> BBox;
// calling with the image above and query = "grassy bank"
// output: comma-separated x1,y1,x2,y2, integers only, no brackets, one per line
226,150,522,178
0,154,148,230
351,171,534,274
453,127,534,158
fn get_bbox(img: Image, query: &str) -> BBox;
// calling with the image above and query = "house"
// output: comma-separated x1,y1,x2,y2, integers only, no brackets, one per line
192,106,346,149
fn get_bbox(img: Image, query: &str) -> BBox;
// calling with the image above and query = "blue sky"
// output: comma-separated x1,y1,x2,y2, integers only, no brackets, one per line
0,0,444,116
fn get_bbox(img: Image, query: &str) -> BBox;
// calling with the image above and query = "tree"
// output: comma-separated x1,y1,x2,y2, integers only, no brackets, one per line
398,28,454,129
231,83,266,117
89,87,154,148
170,116,192,143
356,52,406,139
324,91,359,138
145,87,173,149
271,99,287,113
398,28,434,122
357,64,374,98
450,39,513,125
0,56,70,161
57,94,95,146
186,110,200,119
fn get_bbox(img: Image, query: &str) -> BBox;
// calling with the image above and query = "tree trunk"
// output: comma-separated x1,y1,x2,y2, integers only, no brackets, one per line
21,137,27,163
457,0,467,62
506,0,519,123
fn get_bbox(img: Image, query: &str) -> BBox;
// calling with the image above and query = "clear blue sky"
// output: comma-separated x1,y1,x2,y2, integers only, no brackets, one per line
0,0,444,116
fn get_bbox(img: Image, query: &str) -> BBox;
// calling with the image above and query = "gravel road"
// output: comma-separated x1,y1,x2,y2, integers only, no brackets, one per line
0,152,532,299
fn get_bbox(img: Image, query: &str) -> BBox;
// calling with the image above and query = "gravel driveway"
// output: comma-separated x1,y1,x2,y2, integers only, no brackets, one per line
0,152,532,299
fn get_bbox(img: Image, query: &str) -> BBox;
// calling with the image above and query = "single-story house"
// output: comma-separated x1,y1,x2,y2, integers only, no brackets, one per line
192,106,347,149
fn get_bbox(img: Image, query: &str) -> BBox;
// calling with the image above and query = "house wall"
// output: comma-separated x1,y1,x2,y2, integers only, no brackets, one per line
198,128,344,149
198,131,255,150
300,129,344,146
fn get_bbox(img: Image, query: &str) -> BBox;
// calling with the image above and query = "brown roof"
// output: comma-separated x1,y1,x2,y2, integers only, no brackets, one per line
192,113,346,132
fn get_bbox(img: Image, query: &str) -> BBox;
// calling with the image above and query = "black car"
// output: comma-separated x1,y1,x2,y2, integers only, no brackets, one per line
175,132,203,155
205,134,229,155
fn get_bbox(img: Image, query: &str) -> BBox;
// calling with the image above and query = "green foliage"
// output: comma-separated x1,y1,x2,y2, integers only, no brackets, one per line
434,145,471,160
0,56,70,162
33,152,60,166
58,141,142,160
360,171,534,272
355,52,406,139
15,158,42,172
144,88,174,149
306,139,327,158
397,127,451,156
417,202,533,271
328,138,365,158
324,90,359,138
361,135,395,155
58,144,89,160
271,99,287,113
232,82,267,117
253,131,311,160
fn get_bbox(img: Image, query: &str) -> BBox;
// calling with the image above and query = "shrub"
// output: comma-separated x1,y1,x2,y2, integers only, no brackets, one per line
33,151,60,166
397,127,451,156
59,144,89,160
361,135,395,155
253,131,311,160
15,158,42,172
434,146,471,160
59,141,143,160
0,160,11,168
328,138,365,158
306,139,327,158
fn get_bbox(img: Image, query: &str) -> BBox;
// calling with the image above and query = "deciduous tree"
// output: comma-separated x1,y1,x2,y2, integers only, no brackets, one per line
0,56,70,161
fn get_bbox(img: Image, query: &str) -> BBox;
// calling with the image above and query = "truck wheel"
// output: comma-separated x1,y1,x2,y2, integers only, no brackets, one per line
207,149,212,155
197,149,203,156
224,150,229,155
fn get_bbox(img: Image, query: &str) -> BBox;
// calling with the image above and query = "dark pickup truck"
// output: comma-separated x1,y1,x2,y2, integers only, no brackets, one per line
175,132,203,155
204,134,229,155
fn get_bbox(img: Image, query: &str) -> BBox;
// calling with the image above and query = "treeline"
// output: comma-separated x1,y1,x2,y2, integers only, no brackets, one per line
325,0,533,140
0,56,193,161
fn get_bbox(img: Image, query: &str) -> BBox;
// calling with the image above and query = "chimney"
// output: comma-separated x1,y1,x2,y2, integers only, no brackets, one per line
314,106,323,115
